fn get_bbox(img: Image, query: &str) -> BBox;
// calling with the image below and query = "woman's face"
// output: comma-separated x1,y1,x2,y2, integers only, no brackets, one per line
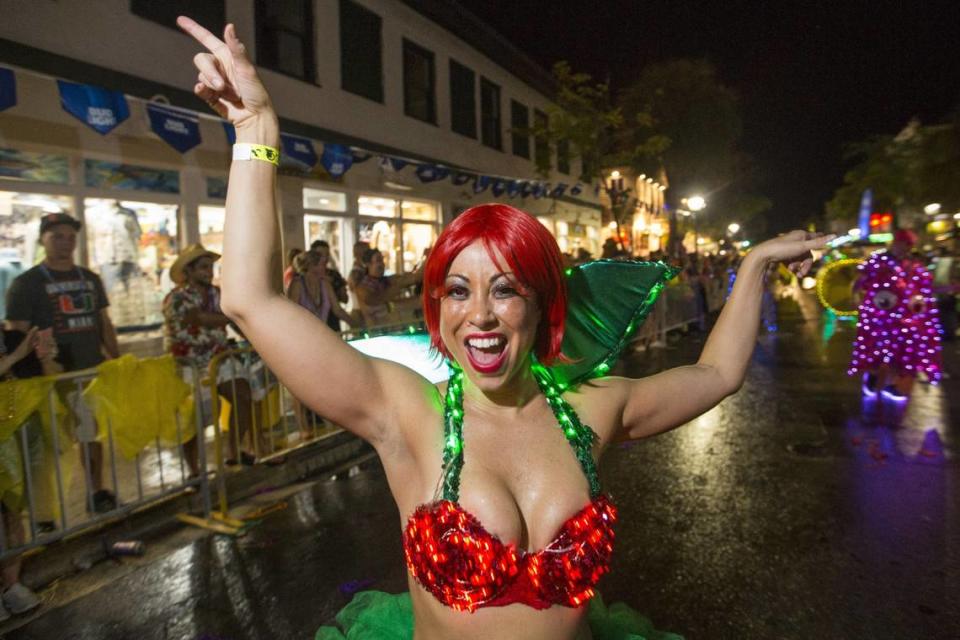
308,257,327,278
439,241,541,391
367,252,385,277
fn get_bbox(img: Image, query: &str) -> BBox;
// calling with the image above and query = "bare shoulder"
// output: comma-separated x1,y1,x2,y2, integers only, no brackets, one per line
558,376,633,448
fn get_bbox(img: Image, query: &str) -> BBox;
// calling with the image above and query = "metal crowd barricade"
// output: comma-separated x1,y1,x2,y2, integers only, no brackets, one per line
195,346,348,531
0,360,211,562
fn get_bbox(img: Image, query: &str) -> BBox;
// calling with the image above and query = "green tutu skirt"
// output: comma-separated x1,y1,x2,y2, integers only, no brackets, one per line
316,591,683,639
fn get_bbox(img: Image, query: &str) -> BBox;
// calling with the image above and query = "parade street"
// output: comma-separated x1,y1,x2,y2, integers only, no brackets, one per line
6,293,957,640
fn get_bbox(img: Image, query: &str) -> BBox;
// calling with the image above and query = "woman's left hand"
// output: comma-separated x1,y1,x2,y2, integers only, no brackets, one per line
749,230,835,277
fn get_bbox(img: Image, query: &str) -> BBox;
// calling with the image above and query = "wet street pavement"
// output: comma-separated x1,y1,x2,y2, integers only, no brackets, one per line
8,294,959,640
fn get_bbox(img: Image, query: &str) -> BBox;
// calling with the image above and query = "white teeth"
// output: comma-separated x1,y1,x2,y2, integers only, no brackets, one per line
467,336,505,349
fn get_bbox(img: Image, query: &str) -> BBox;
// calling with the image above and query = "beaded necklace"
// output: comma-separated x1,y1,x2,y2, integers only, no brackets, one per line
439,358,600,502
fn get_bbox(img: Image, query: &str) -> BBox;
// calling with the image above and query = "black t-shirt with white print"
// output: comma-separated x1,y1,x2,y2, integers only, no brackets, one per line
5,264,109,371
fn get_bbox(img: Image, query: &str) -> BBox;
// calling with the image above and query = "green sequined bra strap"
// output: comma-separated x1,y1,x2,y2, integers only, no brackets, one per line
439,360,601,502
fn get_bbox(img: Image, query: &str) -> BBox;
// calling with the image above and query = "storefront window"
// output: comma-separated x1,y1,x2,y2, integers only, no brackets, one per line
358,219,398,275
304,215,345,271
198,206,225,283
358,196,398,218
84,198,178,328
303,187,348,212
0,191,75,317
555,220,570,253
401,223,436,272
400,200,438,222
358,195,439,275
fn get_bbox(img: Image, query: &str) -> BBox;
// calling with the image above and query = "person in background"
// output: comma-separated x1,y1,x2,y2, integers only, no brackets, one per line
309,240,349,329
0,328,43,620
353,248,422,327
5,213,119,514
347,240,370,294
286,251,361,333
164,244,262,468
286,250,361,437
282,247,302,293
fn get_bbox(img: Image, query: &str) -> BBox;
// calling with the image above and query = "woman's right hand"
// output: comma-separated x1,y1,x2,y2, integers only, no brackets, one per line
177,17,276,132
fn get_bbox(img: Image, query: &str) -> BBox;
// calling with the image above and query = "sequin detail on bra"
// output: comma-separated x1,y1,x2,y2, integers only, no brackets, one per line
404,495,616,612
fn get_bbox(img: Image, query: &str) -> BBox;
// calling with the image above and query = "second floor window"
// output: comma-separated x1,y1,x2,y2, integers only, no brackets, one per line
255,0,315,81
510,100,530,159
449,60,476,138
403,40,436,124
534,109,550,169
340,0,384,102
557,139,571,175
131,0,225,31
480,78,502,151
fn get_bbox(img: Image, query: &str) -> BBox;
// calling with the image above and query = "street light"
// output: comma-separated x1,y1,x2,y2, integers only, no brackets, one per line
687,195,706,212
727,222,740,235
681,195,707,253
924,203,941,215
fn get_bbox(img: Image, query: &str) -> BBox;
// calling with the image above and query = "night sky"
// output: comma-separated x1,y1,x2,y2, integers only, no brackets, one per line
460,0,960,233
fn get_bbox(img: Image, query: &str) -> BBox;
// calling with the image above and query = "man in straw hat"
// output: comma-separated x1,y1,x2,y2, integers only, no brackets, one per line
163,244,259,470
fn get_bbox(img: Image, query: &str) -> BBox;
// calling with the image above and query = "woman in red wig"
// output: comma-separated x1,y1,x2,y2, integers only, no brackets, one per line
179,18,832,639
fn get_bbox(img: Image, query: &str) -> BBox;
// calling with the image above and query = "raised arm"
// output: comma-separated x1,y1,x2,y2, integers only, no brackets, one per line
616,231,833,440
177,18,430,444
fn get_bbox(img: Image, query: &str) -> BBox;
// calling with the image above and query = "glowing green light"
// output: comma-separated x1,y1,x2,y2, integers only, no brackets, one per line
564,268,573,276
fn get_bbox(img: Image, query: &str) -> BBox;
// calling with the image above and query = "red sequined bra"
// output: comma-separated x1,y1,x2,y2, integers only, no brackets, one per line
403,364,617,612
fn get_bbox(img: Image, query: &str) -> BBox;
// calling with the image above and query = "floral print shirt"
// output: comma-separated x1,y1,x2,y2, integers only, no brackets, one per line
162,285,229,368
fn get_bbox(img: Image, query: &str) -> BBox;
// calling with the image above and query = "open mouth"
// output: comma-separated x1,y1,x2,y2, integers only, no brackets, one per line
464,334,508,373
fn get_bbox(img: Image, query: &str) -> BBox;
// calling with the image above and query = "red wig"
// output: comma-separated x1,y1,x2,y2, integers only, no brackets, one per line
422,203,567,364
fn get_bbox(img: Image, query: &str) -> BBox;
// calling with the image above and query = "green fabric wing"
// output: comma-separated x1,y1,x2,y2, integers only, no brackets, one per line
550,259,679,388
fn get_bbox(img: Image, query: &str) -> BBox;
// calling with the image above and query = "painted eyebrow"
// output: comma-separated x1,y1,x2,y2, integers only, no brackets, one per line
445,272,514,284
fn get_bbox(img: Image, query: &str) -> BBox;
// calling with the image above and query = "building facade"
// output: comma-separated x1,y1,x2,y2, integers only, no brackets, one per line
0,0,603,347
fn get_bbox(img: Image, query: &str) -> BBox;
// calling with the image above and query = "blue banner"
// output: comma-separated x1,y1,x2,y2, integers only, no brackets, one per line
506,181,521,197
451,171,472,186
415,164,450,183
321,143,353,177
0,68,15,112
57,80,129,135
379,156,407,172
520,182,533,198
570,182,583,196
491,178,507,197
146,103,201,153
281,133,318,169
473,175,491,194
223,121,236,144
532,183,547,199
551,183,568,198
351,148,373,163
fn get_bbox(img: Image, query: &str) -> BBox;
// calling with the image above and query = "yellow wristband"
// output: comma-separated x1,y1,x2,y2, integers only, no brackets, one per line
232,143,280,166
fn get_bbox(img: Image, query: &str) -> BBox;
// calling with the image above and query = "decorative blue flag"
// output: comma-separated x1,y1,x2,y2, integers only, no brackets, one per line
0,68,15,112
473,175,491,194
57,80,129,135
532,183,547,199
351,148,373,163
520,181,533,198
570,182,583,196
281,133,318,169
451,171,472,186
491,178,507,197
506,181,521,197
222,121,236,144
146,103,201,153
379,156,407,172
321,143,353,177
551,183,568,198
415,164,450,183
